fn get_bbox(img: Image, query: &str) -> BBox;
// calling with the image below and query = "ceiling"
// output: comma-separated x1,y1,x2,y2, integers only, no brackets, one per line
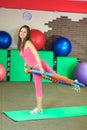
0,0,87,13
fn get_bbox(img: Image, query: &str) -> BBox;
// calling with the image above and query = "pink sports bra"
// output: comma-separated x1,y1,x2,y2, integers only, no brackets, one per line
20,48,37,67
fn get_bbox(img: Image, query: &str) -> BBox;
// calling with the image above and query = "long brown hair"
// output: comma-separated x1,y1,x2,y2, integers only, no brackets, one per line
17,25,31,50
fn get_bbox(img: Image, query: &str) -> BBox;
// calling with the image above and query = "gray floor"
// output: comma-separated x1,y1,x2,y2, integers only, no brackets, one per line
0,82,87,130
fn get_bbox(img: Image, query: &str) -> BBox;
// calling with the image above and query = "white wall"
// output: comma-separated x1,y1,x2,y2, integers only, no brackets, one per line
0,8,87,49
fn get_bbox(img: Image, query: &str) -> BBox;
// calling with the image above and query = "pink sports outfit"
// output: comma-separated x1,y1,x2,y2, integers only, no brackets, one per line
20,48,55,97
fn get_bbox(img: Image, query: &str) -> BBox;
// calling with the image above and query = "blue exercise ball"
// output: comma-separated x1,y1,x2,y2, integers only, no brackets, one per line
52,37,72,56
0,31,12,49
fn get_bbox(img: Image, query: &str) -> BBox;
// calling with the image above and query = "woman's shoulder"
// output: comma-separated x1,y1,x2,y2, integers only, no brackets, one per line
25,40,32,47
26,40,32,44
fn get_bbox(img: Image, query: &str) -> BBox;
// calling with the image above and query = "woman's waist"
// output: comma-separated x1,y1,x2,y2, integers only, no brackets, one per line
30,63,39,69
25,59,38,69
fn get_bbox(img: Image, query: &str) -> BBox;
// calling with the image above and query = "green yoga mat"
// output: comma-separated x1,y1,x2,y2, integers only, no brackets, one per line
3,106,87,122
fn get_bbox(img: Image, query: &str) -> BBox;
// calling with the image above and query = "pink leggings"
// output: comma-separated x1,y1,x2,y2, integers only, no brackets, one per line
32,60,55,97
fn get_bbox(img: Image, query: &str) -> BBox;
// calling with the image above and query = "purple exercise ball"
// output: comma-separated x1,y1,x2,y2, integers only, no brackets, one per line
74,62,87,86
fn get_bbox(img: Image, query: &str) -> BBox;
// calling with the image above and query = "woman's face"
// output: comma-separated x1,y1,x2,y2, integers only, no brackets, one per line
19,27,27,40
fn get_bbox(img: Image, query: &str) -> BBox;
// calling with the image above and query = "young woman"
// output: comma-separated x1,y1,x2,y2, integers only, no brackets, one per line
17,25,56,114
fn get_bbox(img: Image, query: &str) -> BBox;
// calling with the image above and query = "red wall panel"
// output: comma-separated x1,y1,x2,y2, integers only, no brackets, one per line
0,0,87,13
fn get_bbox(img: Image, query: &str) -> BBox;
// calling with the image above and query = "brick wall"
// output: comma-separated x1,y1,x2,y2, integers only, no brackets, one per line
44,16,87,61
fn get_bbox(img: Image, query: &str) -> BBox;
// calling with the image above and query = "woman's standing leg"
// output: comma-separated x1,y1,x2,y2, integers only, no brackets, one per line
30,60,55,114
31,73,43,113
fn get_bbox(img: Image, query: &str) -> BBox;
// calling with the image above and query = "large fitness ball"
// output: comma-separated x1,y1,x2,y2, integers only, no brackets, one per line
30,29,46,50
52,37,72,56
0,31,12,49
0,64,6,81
74,62,87,86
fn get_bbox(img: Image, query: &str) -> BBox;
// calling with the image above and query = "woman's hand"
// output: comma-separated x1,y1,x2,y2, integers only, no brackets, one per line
24,66,28,73
40,67,45,75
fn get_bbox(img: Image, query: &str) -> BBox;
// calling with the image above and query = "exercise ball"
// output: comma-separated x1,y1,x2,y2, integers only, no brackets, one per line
30,29,46,50
74,62,87,85
0,64,6,81
0,31,12,49
52,37,72,56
